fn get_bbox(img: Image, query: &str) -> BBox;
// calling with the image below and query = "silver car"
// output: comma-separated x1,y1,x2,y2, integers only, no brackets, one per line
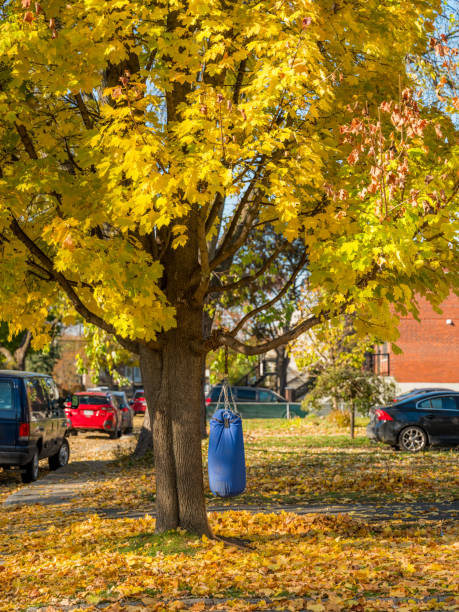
110,391,134,434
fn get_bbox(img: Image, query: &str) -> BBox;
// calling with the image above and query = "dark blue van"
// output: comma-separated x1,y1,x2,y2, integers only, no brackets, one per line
0,371,69,483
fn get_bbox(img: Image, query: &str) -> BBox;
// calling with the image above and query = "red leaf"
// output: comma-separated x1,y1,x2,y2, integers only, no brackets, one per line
347,149,359,165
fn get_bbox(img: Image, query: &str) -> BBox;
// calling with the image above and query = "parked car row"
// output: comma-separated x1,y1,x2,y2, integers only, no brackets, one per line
0,370,146,483
367,389,459,452
65,391,134,438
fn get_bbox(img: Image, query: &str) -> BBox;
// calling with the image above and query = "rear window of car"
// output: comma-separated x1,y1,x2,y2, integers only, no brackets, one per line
236,388,256,401
258,390,276,402
0,381,14,412
418,396,458,411
134,391,144,399
72,395,111,406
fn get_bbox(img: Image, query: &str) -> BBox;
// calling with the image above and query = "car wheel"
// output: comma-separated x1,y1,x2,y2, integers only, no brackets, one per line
399,426,427,452
21,450,39,483
49,439,70,471
109,425,120,439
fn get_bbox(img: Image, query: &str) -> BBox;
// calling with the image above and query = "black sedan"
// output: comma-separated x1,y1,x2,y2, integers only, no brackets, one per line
367,391,459,452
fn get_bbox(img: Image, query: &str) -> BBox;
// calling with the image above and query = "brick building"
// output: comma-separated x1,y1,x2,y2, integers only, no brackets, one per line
374,294,459,392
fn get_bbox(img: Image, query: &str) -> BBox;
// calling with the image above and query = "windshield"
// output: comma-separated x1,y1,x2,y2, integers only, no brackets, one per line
72,395,111,406
134,391,144,399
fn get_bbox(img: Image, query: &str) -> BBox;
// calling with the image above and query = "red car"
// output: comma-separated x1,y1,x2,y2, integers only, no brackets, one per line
131,389,147,415
66,392,122,438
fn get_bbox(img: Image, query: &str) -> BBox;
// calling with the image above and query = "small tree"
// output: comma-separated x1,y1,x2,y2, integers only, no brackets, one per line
305,366,396,438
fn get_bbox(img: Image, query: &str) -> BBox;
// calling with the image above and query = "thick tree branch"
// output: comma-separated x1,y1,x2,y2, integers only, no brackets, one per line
9,217,144,354
232,59,247,104
74,94,94,130
15,124,38,160
205,192,225,235
13,330,32,370
191,211,211,303
204,314,321,355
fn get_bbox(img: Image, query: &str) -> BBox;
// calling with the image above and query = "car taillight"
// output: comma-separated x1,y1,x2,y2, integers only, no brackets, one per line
121,407,128,413
205,397,211,405
18,422,30,440
375,409,394,421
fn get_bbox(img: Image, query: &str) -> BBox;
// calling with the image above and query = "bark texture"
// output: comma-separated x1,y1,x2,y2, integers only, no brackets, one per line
137,210,212,536
134,409,153,458
139,327,211,535
275,346,290,397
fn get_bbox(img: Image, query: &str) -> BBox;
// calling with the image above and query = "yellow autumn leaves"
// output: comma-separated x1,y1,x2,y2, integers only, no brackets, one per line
1,418,458,610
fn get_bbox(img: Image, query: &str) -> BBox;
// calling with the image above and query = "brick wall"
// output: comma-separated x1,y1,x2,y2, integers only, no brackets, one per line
390,294,459,383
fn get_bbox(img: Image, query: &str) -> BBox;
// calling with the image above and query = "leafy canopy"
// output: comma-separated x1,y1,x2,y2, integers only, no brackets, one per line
0,0,457,354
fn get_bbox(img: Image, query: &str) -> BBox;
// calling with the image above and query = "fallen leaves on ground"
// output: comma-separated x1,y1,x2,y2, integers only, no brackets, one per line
0,511,458,610
0,416,458,611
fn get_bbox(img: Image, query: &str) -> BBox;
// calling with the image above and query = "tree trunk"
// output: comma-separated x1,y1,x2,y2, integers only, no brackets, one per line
350,401,355,439
134,408,153,458
139,316,212,536
275,346,290,397
134,351,161,458
14,330,32,370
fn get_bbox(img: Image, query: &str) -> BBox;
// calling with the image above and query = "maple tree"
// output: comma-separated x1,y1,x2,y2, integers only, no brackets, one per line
0,0,458,535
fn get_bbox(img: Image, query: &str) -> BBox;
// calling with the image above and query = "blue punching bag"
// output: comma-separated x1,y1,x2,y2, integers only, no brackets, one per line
208,407,246,497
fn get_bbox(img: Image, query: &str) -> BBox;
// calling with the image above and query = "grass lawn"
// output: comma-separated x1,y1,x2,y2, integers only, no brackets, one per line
0,416,457,611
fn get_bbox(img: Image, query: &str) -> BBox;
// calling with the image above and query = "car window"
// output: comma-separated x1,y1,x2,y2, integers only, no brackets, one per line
236,388,256,401
134,391,144,399
73,395,112,406
258,390,275,402
26,378,49,418
116,394,128,406
43,377,60,411
0,381,14,413
418,396,458,411
441,396,458,411
430,398,443,410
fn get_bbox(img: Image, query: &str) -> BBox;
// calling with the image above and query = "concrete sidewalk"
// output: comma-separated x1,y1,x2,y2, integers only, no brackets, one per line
3,461,458,523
